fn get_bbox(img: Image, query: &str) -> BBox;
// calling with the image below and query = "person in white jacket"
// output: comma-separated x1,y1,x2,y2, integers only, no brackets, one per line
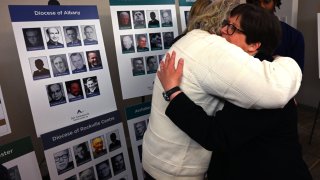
142,0,302,179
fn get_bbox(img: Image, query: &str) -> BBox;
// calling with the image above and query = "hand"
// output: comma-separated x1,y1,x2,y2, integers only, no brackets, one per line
157,51,184,91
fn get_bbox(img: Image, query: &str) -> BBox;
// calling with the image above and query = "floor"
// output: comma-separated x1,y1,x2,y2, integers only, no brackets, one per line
298,104,320,180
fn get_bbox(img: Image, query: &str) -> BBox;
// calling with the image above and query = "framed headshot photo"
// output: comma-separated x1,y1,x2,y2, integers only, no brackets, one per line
145,55,158,74
146,10,160,28
65,79,84,102
134,120,147,141
79,167,96,180
131,57,145,76
132,10,146,29
107,129,122,152
135,34,149,52
29,56,51,80
44,26,64,49
63,26,82,47
86,50,103,71
96,160,112,180
22,27,45,51
83,76,100,98
90,135,107,159
69,52,87,74
120,35,135,54
117,11,132,30
46,82,67,107
111,153,126,175
73,141,92,166
149,33,162,51
81,25,98,45
8,166,22,180
162,31,174,49
53,148,74,175
160,9,173,27
50,54,70,77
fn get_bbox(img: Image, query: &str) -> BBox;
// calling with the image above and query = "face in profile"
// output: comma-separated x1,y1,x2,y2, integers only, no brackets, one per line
47,27,60,42
122,36,133,49
54,149,69,171
49,84,63,101
53,56,67,73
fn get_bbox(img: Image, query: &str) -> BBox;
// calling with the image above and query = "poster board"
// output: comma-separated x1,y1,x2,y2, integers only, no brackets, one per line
0,137,42,180
125,102,151,180
178,0,195,32
0,85,11,137
109,0,179,99
8,5,117,136
41,111,133,180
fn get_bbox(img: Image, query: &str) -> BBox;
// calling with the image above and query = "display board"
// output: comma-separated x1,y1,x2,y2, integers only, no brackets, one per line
318,13,320,79
178,0,195,32
41,110,133,180
9,5,117,136
125,102,151,180
109,0,179,99
0,85,11,137
0,137,42,180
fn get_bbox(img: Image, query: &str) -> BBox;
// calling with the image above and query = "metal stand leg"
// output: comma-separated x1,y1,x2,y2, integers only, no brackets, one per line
309,101,320,145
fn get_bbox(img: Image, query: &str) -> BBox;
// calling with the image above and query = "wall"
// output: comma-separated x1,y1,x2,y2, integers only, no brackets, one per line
296,0,320,108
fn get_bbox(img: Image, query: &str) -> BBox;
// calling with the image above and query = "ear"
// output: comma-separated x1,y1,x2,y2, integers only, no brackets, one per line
247,42,261,54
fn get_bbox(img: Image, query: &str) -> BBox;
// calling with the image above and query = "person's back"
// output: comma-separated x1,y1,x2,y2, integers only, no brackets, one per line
143,2,302,179
207,98,311,180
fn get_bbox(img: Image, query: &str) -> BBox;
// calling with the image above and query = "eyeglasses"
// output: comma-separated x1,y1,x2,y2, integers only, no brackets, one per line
222,20,245,35
54,154,69,162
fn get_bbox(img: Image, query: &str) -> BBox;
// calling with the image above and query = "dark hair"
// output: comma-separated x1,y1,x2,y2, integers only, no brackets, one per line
246,0,282,12
146,56,155,64
77,143,88,151
0,164,9,180
47,83,62,95
230,3,281,56
66,27,77,34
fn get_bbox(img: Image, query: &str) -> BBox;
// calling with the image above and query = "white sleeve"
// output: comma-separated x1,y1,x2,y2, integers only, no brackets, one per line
201,43,302,109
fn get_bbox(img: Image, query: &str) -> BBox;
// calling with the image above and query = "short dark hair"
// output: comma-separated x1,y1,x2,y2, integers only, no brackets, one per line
66,27,77,34
246,0,282,11
230,3,281,56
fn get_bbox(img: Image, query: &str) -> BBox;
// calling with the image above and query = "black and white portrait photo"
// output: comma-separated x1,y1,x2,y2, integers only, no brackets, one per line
54,148,74,175
83,76,100,98
132,10,146,29
44,26,64,49
50,54,70,77
64,26,82,47
117,11,132,30
46,83,67,107
160,9,173,27
134,120,147,141
73,142,92,166
146,10,160,28
111,153,126,175
23,28,45,51
107,130,122,152
29,56,51,80
149,33,162,51
82,25,98,45
120,35,135,54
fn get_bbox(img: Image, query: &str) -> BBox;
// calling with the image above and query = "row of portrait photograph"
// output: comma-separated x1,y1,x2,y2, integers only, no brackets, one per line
23,25,98,51
29,50,103,81
117,9,173,30
120,32,174,54
130,55,163,76
53,129,127,179
46,76,100,107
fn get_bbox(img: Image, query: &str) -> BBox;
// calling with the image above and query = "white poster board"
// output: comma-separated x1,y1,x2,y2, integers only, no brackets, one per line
109,0,179,99
0,85,11,137
9,5,117,136
1,137,42,180
125,102,151,180
41,111,133,180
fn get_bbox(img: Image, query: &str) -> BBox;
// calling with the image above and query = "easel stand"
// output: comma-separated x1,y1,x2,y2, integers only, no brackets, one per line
309,101,320,144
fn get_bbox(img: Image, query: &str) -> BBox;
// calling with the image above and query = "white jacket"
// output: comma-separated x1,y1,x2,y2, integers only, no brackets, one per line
143,29,302,180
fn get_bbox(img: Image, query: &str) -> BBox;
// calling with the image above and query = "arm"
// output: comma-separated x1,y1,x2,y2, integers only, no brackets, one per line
171,31,302,109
